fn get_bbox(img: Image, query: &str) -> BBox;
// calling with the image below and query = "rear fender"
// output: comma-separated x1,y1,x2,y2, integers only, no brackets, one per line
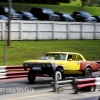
80,62,92,71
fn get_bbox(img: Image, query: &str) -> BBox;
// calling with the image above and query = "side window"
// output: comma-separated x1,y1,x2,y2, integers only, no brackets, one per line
67,54,76,61
67,54,72,60
72,54,77,61
77,55,83,61
68,54,82,61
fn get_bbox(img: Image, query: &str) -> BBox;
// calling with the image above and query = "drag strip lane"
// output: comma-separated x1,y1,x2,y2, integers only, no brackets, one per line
0,77,53,95
0,71,99,95
6,94,50,100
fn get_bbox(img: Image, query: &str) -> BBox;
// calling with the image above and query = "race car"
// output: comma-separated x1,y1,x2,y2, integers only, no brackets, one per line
23,52,98,83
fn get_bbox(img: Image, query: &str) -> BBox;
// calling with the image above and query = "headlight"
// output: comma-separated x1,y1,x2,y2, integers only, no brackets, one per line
46,63,52,67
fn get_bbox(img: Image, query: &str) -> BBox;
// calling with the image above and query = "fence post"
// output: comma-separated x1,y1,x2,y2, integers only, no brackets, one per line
73,77,78,94
94,23,96,39
52,22,54,40
36,21,39,40
53,79,58,92
19,21,22,41
66,23,69,40
80,23,83,39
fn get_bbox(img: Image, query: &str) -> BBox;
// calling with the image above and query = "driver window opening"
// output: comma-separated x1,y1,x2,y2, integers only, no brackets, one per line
67,55,73,60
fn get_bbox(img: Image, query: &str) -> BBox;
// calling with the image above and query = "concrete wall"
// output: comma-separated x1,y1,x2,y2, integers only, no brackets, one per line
0,20,100,40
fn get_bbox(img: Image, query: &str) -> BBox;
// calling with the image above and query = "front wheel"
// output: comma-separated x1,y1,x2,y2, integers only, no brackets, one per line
53,70,62,80
28,70,36,83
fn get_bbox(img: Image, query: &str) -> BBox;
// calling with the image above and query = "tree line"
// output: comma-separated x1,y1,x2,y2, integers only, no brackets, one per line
1,0,100,7
1,0,70,4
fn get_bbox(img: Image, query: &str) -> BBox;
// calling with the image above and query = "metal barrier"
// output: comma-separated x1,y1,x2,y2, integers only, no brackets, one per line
53,78,73,93
0,65,28,79
73,76,100,94
73,77,96,94
95,77,100,91
53,76,100,94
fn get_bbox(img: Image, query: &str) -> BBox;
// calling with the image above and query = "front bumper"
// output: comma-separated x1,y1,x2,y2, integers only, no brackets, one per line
23,62,56,75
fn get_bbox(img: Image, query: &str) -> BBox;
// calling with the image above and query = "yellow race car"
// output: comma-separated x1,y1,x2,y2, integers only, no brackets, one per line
23,52,98,83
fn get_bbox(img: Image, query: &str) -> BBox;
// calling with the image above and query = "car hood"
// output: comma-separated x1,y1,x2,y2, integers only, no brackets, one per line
0,16,8,20
26,16,38,19
48,13,60,17
24,59,65,63
84,16,96,19
23,60,68,66
11,12,22,16
65,17,74,20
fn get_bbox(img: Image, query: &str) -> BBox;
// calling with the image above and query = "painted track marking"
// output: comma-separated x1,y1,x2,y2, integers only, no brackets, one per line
6,94,49,100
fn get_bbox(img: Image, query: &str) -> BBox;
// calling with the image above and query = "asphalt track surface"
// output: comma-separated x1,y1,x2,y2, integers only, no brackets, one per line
0,71,100,100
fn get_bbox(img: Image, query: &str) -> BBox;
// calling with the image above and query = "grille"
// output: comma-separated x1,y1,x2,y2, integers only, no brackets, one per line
31,63,46,67
31,63,52,68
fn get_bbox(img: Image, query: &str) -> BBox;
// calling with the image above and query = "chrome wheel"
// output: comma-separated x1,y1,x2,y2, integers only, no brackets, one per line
54,71,62,80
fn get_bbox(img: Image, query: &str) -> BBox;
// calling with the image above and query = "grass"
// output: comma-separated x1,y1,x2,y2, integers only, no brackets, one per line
0,40,100,66
0,2,100,15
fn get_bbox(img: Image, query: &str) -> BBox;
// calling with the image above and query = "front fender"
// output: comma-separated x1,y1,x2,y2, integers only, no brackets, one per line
51,63,56,72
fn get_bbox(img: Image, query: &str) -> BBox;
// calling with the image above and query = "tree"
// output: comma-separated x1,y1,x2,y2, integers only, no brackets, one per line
59,0,70,3
81,0,87,7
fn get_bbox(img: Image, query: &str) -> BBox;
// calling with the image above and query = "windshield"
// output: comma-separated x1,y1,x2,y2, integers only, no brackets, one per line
40,53,66,60
43,9,53,14
63,14,72,18
80,12,91,17
4,7,16,13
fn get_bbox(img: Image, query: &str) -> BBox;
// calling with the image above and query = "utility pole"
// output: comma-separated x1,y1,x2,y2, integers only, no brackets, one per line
4,0,12,65
4,23,7,66
7,0,12,46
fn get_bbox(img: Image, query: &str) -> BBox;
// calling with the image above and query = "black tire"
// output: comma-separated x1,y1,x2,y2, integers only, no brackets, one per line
62,74,66,79
83,67,92,77
28,70,36,83
53,70,62,80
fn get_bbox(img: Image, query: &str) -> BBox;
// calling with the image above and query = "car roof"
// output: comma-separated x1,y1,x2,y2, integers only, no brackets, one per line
56,12,69,14
47,52,80,55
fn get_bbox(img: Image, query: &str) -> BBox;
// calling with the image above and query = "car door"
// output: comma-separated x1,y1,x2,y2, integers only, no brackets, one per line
64,54,81,74
74,12,82,21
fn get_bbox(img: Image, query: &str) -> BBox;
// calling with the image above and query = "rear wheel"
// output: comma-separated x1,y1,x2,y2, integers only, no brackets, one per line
28,70,36,83
83,67,92,77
